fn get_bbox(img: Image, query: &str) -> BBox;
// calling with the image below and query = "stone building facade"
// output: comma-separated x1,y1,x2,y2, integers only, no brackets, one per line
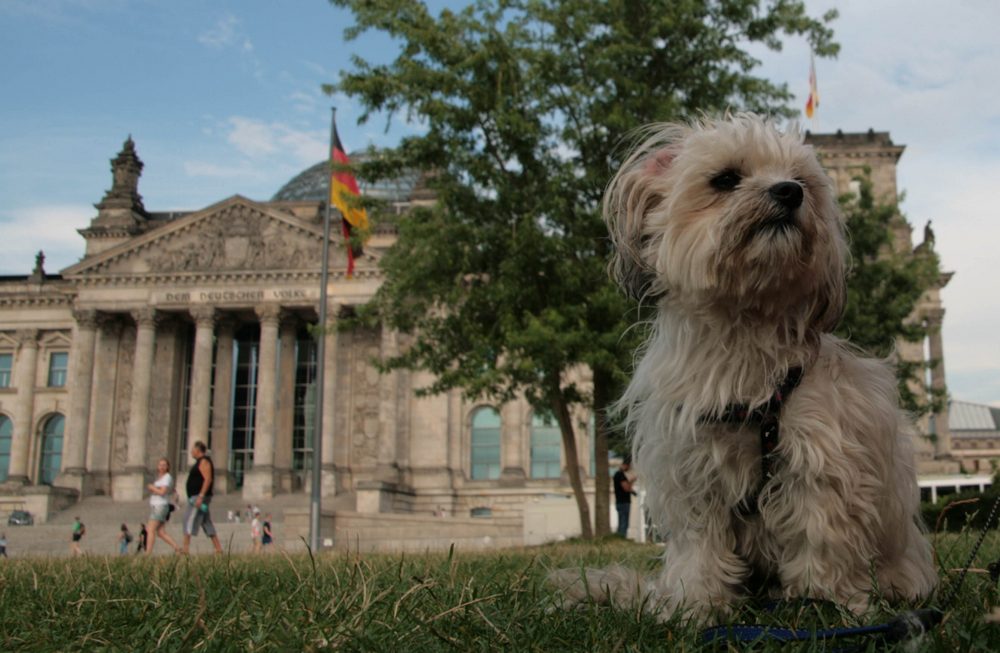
0,129,957,524
0,139,599,526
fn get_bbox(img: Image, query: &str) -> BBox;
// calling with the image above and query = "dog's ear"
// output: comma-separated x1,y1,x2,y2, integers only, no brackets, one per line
810,206,849,332
603,145,676,301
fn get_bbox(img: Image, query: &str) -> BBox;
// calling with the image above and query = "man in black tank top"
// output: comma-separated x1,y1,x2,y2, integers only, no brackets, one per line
181,441,223,554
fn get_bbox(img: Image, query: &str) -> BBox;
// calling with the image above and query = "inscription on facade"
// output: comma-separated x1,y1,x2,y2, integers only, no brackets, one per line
155,288,314,306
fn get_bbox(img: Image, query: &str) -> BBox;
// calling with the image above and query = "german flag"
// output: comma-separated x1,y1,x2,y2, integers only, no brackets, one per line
330,120,368,278
805,52,819,120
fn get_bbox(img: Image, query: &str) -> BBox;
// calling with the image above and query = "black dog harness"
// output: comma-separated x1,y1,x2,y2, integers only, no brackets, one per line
706,367,804,515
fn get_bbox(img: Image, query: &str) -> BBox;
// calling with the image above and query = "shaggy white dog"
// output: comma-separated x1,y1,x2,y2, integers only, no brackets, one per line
553,114,937,620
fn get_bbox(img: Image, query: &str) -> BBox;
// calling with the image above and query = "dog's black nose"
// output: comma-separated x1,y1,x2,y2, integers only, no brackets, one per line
769,182,804,210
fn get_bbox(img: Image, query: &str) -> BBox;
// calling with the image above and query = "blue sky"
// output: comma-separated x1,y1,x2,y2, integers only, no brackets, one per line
1,0,999,407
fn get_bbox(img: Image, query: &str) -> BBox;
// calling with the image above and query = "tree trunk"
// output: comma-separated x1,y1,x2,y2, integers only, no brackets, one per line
551,391,593,540
592,367,613,536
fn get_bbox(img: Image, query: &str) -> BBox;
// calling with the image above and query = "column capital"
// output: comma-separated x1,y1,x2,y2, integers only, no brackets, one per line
215,316,237,337
279,312,301,334
190,306,217,328
98,314,125,337
72,308,100,329
313,301,343,320
255,303,282,326
130,307,160,329
15,329,39,348
924,307,945,327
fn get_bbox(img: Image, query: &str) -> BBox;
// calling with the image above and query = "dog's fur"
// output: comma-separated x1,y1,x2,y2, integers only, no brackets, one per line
551,114,937,620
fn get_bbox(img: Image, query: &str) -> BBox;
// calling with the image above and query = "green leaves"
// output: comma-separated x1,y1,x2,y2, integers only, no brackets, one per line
836,172,943,414
333,0,839,404
331,0,840,533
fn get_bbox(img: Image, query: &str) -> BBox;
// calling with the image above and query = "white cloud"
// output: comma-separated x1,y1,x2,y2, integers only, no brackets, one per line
182,161,270,182
288,90,319,114
749,1,1000,405
0,205,91,274
198,14,245,50
224,116,326,165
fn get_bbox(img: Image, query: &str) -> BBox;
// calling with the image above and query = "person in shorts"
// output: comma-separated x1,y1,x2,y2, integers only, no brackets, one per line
261,513,273,550
181,441,223,555
146,457,181,554
250,509,262,553
70,517,85,556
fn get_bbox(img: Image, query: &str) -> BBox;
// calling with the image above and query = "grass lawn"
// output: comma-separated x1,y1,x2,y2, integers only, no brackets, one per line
2,534,1000,651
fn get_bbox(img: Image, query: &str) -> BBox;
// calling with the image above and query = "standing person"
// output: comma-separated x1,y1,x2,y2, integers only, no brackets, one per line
118,523,133,555
250,509,262,553
613,456,637,539
0,532,8,558
70,517,85,555
146,457,182,554
182,441,223,555
136,524,148,554
261,513,273,551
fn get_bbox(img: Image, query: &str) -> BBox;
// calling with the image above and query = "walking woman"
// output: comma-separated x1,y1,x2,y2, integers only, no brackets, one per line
146,458,181,554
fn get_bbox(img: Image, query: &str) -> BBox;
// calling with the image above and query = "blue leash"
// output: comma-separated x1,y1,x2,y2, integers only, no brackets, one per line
701,607,941,650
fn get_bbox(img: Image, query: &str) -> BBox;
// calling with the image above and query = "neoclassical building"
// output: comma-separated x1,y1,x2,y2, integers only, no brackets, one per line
0,139,597,527
0,129,957,525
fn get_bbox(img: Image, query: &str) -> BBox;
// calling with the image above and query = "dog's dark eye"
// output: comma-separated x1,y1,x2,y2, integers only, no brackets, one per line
710,169,742,191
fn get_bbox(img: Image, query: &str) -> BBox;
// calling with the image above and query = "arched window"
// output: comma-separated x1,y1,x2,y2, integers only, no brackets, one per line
0,415,12,482
38,413,65,485
470,407,501,480
530,413,562,479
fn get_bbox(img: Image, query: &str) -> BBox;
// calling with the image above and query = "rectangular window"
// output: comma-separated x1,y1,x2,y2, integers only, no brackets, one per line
471,437,501,480
0,353,12,388
530,415,562,479
292,335,318,478
47,351,69,387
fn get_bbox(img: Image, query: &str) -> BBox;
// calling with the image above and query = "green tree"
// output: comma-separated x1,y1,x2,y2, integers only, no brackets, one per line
836,173,943,415
330,0,838,537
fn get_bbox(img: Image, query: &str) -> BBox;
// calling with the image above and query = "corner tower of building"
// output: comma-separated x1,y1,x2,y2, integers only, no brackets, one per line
78,136,150,257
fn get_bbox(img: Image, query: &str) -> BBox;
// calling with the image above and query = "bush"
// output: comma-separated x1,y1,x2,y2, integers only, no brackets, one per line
922,480,1000,533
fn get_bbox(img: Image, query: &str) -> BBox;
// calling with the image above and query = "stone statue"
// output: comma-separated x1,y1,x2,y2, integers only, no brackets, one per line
924,220,935,247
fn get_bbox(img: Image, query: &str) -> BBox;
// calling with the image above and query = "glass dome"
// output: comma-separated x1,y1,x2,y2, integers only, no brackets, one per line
271,152,422,203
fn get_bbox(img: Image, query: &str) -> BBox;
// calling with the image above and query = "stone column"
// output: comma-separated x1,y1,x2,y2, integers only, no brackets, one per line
927,310,951,457
447,389,463,487
244,304,280,500
186,307,216,453
321,305,339,497
500,400,526,486
86,317,122,495
56,309,99,493
119,307,158,501
332,325,352,494
275,319,297,491
376,326,399,484
6,330,39,484
209,319,235,493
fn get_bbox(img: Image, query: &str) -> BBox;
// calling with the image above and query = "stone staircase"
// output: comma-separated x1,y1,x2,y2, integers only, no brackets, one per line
2,492,311,558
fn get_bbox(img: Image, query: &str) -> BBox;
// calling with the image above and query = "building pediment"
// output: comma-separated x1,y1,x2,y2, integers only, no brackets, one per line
62,196,374,278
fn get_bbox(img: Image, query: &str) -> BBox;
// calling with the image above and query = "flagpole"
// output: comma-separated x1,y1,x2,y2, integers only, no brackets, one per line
310,106,337,553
